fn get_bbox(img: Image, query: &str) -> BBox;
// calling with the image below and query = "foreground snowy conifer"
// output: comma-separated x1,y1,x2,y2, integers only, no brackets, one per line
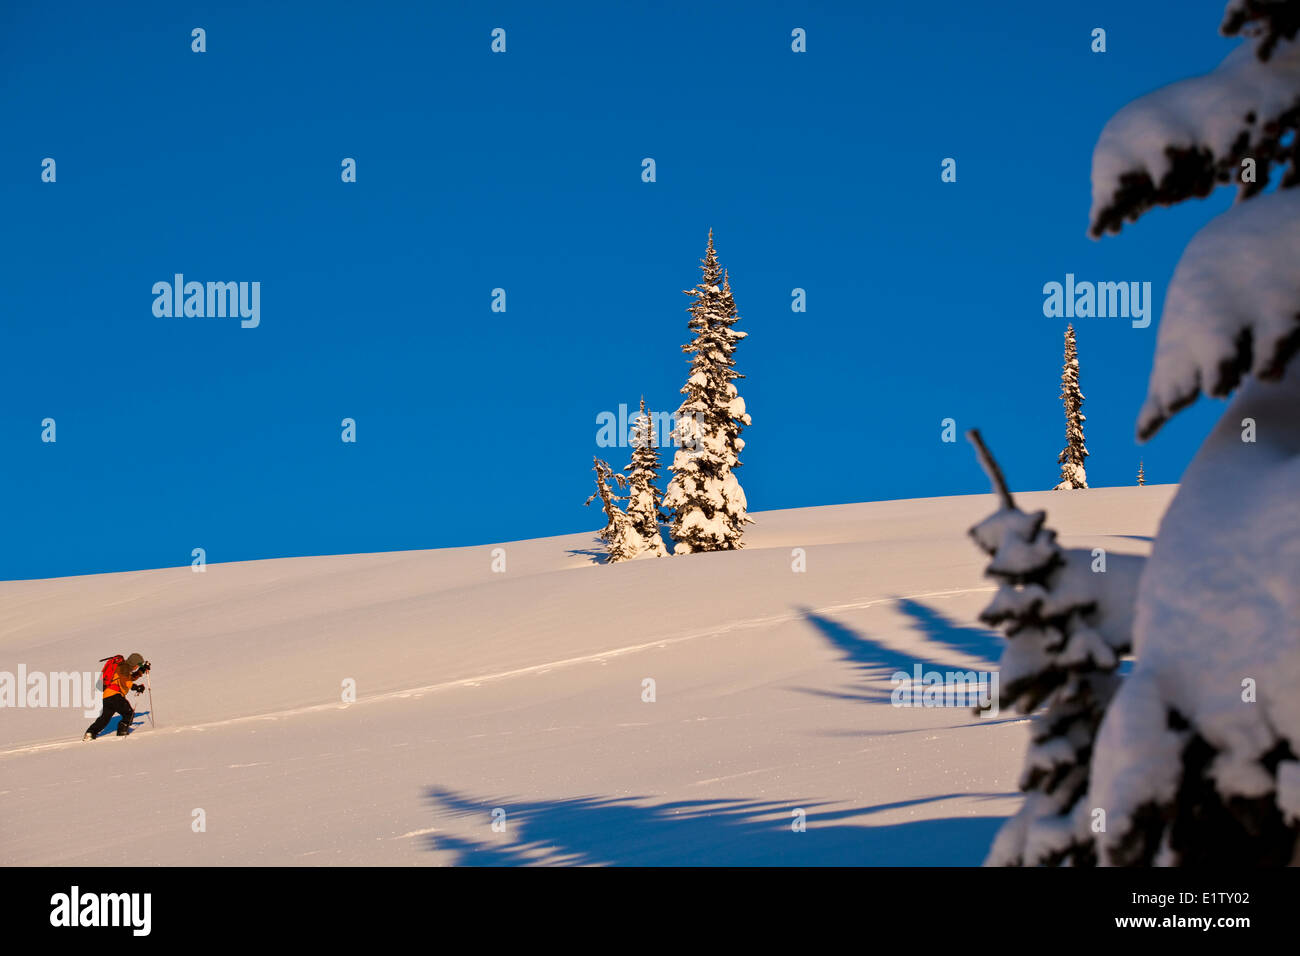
663,232,753,553
967,431,1144,865
1079,0,1300,865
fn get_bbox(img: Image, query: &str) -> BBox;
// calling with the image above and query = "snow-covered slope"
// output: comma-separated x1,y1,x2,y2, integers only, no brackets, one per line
0,488,1173,865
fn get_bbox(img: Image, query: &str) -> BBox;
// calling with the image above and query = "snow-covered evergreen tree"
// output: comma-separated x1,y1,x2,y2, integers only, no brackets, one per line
623,398,667,557
1082,0,1300,865
1053,324,1088,490
584,457,642,563
663,231,753,553
1137,461,1145,486
966,430,1144,866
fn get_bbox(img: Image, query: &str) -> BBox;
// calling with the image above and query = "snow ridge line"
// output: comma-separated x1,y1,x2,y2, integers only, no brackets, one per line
0,586,994,760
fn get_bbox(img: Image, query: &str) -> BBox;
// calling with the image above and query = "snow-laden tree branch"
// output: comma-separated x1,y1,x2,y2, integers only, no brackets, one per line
1089,35,1300,238
1138,188,1300,438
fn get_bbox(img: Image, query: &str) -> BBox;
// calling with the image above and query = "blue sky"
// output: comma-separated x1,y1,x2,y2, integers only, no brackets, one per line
0,0,1243,579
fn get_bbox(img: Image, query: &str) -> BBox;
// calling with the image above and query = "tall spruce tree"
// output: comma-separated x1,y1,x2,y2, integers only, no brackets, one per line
585,457,641,563
1053,324,1089,490
663,231,753,553
623,398,668,557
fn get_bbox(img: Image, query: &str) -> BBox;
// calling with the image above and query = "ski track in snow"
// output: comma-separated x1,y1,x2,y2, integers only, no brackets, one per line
0,586,993,761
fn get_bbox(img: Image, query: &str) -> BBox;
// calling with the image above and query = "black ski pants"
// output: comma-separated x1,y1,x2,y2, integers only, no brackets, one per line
86,694,135,737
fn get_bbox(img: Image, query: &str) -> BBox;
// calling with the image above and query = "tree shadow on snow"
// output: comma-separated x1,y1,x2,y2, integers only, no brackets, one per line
793,607,998,705
815,714,1027,739
566,537,611,565
792,610,922,704
894,598,1002,665
423,785,1005,866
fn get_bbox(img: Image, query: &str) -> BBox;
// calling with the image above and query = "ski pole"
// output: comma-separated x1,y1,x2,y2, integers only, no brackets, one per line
146,668,156,728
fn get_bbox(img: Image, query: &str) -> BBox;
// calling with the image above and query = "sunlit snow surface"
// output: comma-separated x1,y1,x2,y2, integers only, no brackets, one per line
0,489,1171,865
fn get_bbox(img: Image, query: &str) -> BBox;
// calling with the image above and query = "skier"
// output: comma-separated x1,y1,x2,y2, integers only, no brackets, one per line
83,653,150,740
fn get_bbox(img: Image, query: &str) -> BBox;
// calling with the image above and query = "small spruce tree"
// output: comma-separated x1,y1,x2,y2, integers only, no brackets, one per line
1053,324,1089,490
585,457,642,563
1137,460,1145,486
623,398,668,557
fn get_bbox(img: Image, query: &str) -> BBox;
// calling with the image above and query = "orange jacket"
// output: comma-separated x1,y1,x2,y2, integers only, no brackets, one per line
103,662,141,699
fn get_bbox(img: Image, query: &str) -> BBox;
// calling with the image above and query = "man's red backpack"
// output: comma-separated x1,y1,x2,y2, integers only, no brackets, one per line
99,655,125,686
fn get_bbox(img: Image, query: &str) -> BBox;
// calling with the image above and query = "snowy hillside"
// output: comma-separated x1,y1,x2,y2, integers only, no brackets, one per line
0,487,1173,866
